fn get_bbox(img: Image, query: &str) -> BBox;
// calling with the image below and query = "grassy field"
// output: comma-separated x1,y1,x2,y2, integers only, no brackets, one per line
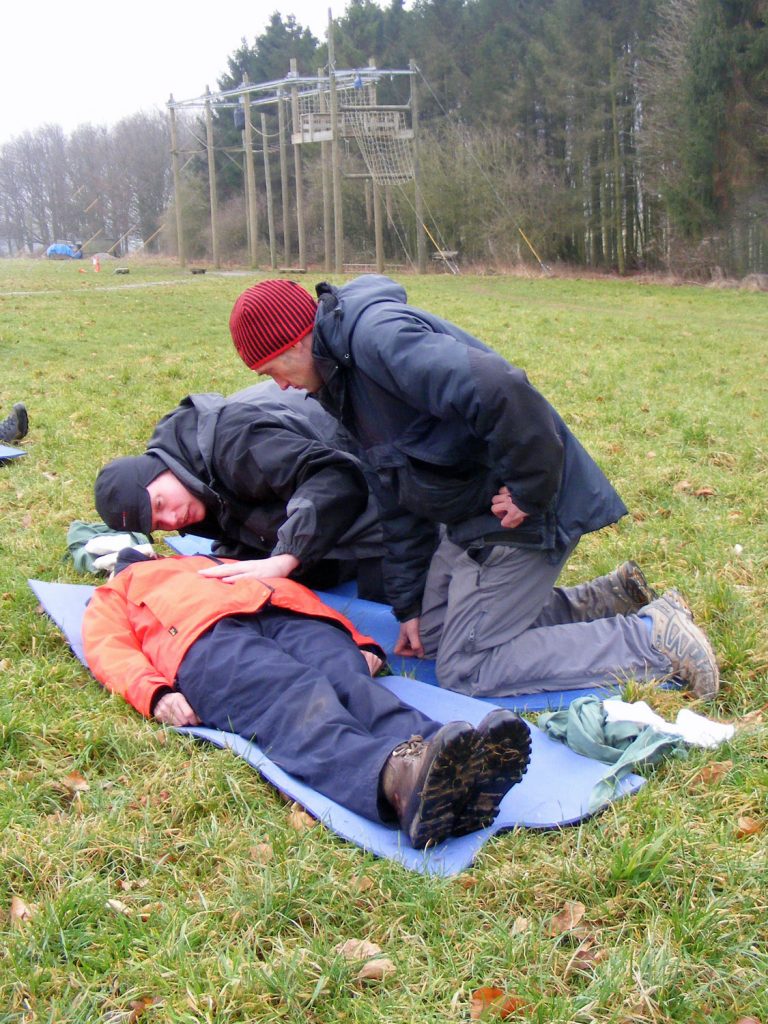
1,258,766,1023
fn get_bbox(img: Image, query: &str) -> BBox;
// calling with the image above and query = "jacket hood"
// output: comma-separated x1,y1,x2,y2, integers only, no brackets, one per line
314,275,407,367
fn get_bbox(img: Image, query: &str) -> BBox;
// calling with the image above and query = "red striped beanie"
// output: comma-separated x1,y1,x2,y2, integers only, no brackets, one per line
230,279,318,370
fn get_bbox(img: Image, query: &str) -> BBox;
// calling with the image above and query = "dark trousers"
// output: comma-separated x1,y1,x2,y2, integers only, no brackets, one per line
176,609,441,821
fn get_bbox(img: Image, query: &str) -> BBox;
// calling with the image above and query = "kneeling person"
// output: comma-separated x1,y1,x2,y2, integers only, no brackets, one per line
94,382,384,597
82,551,532,848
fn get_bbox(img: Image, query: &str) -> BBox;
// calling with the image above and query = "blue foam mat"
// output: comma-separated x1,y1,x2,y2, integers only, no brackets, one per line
164,535,616,712
0,443,26,460
29,578,643,876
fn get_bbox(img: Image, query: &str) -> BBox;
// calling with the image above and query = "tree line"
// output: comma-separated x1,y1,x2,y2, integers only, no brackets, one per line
0,114,173,257
1,0,765,275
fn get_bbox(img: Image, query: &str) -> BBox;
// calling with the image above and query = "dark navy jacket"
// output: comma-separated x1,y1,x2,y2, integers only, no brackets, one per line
310,275,627,619
145,381,382,567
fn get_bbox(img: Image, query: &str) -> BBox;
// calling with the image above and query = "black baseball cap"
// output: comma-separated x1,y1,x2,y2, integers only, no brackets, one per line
94,453,166,535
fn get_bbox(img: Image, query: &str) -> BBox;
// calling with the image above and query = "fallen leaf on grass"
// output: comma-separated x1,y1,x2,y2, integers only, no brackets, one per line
336,938,382,961
10,896,35,926
456,874,479,890
673,480,692,493
105,898,131,916
356,957,396,982
739,707,766,727
335,938,396,984
564,936,606,977
691,760,733,786
736,816,764,838
470,987,526,1020
128,996,161,1022
137,902,164,923
354,875,374,893
288,803,317,831
60,771,89,795
512,916,529,935
250,842,274,864
103,997,161,1024
546,900,586,936
694,486,716,498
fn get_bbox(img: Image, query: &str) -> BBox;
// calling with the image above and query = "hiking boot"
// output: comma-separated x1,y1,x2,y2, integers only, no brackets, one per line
452,710,532,836
564,560,657,620
0,403,28,443
380,722,482,848
642,591,719,700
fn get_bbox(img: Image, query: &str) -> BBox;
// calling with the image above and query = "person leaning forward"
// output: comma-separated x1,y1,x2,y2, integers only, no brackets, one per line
228,276,720,702
94,380,385,599
81,549,532,848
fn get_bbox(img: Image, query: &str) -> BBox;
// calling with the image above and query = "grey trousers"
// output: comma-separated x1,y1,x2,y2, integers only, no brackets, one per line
418,534,671,697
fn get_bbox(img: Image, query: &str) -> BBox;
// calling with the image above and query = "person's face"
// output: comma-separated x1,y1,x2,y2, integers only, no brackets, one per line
146,471,206,532
259,336,323,392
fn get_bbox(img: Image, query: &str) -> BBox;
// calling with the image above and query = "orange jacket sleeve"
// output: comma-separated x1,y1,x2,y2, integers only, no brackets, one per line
81,583,174,719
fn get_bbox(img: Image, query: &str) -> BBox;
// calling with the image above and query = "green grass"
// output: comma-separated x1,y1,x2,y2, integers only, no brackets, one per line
1,259,766,1022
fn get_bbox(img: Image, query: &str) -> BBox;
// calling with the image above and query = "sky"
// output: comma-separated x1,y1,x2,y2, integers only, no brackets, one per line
0,2,372,146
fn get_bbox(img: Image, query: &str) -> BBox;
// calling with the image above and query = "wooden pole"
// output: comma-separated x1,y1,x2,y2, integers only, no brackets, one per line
277,87,291,265
319,65,333,273
328,10,344,274
205,87,220,268
410,60,427,273
261,112,278,269
290,59,307,271
242,75,259,269
373,180,384,273
169,98,186,267
368,58,384,273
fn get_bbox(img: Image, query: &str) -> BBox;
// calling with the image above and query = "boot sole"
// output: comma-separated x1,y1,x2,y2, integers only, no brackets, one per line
452,711,532,836
404,723,482,849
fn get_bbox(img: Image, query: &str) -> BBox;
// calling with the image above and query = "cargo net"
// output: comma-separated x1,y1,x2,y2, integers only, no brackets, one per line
345,107,414,184
296,80,414,185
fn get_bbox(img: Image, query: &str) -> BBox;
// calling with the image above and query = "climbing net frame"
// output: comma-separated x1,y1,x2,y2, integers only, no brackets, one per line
169,66,416,185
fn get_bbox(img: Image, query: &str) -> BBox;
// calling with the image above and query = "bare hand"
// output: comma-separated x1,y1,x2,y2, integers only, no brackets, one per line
154,692,201,727
491,486,529,529
361,650,384,676
198,554,300,583
394,617,424,659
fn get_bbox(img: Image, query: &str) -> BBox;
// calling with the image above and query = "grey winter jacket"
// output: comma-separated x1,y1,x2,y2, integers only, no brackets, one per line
310,275,627,619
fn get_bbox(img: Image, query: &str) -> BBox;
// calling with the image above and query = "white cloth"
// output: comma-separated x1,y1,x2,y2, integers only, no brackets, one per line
603,699,735,749
84,535,154,572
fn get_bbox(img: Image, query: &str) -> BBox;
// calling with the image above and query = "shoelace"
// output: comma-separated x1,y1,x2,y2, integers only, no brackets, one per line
391,735,426,759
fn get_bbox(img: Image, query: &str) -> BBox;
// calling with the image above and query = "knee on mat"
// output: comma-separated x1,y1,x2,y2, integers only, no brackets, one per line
435,653,481,695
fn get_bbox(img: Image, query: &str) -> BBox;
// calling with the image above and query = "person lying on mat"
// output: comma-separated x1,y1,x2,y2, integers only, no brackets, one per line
93,381,385,600
81,549,532,849
227,277,720,702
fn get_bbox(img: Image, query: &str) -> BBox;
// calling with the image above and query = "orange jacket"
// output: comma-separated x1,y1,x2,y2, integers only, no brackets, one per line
82,555,383,718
